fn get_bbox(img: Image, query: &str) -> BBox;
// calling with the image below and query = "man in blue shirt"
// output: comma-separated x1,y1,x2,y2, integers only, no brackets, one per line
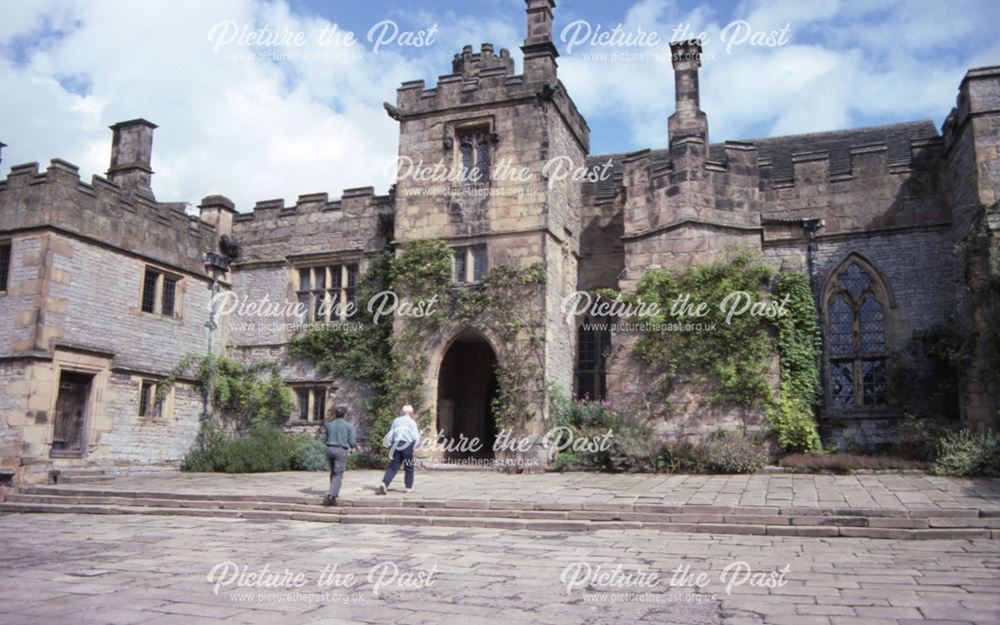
378,404,420,494
321,406,358,506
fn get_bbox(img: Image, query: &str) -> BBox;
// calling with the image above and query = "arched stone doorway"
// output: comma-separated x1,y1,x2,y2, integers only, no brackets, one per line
436,330,497,460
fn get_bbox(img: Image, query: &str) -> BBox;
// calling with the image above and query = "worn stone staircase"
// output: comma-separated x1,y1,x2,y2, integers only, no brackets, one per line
2,484,999,539
49,469,116,484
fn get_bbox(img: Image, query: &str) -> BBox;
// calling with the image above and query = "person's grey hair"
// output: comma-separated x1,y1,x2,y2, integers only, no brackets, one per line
402,404,414,416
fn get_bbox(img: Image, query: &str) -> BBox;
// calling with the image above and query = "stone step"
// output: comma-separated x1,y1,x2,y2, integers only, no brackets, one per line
57,475,117,484
2,495,998,540
16,485,992,521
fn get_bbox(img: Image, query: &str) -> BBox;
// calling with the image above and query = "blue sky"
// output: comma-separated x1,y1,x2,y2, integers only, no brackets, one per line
1,0,998,208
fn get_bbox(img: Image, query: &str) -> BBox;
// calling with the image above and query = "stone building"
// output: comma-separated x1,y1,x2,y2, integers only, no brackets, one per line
0,0,997,482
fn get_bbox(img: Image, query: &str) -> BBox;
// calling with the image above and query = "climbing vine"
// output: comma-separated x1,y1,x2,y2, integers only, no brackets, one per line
769,272,823,452
625,250,822,451
289,239,546,449
630,250,776,408
957,202,1000,392
453,262,547,430
288,250,398,451
155,352,293,432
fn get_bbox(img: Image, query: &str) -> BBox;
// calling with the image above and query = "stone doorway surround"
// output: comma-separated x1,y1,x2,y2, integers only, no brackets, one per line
434,329,498,461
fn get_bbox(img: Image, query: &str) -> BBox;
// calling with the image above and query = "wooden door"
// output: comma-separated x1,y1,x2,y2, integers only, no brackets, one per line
51,371,92,454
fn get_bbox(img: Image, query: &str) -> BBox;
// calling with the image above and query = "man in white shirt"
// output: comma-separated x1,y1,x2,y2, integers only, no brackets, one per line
378,405,420,494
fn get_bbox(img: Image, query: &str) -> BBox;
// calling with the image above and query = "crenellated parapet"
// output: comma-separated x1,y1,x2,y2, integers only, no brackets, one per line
392,1,588,154
756,128,949,236
231,186,394,265
394,61,589,153
0,158,216,276
452,43,514,79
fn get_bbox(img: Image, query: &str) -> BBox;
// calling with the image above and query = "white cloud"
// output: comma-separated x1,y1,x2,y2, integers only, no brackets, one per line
0,0,447,210
1,0,996,206
557,0,999,151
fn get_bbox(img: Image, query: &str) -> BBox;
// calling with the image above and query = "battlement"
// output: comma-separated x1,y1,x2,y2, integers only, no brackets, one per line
231,186,392,224
452,43,514,79
231,186,393,264
757,136,945,190
0,158,217,276
391,0,588,152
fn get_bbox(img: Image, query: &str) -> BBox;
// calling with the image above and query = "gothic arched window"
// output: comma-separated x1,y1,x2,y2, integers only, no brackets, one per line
825,259,889,407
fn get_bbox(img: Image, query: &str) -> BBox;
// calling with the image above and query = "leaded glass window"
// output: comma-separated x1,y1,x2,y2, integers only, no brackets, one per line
295,264,358,323
452,246,486,284
456,128,491,184
826,260,889,407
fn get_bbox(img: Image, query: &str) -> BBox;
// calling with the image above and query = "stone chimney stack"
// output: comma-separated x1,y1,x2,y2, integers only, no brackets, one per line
0,141,6,168
107,119,157,198
198,195,237,237
521,0,558,83
668,40,708,146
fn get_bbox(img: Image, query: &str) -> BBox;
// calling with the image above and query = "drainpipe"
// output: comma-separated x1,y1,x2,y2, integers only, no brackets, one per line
802,218,825,311
202,252,232,421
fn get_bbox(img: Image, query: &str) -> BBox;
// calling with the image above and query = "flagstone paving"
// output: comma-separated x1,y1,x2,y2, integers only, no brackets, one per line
1,512,999,625
41,469,1000,511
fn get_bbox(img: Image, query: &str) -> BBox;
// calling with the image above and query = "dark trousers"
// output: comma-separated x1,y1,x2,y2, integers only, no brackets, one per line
326,446,348,498
382,442,415,489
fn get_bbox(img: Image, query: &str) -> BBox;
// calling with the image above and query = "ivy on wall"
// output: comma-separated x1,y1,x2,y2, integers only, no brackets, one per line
625,250,822,452
770,273,823,453
156,353,293,432
630,251,776,407
288,250,398,451
958,202,1000,393
289,240,547,449
453,262,547,430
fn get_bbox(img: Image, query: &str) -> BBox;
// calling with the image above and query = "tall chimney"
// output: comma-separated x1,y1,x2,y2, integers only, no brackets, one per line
668,41,708,146
107,119,157,198
521,0,558,83
0,141,6,168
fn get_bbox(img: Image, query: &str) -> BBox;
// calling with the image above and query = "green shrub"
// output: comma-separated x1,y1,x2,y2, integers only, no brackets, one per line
768,396,821,454
549,387,614,429
932,430,1000,477
292,436,328,471
657,439,706,473
577,419,661,473
214,426,294,473
182,426,294,473
893,413,953,462
181,447,219,472
346,450,382,470
551,452,581,472
700,433,771,474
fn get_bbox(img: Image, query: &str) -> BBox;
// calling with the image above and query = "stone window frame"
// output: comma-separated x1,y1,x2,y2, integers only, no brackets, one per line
137,377,173,420
139,264,185,319
447,117,497,187
820,254,897,413
0,238,11,293
293,263,359,324
288,384,332,425
451,244,487,284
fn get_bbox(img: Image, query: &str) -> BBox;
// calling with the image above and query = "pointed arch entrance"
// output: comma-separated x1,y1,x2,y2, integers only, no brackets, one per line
436,330,497,460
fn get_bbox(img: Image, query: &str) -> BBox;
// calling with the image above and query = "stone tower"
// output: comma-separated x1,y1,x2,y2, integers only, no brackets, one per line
390,0,590,457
